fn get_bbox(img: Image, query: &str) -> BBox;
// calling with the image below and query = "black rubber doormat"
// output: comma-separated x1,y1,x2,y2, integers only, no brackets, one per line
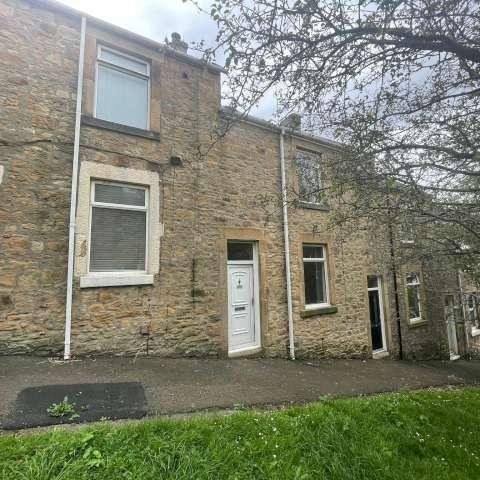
1,382,147,430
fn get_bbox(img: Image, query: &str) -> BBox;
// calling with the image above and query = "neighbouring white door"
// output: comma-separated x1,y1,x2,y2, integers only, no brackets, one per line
445,295,460,360
228,264,257,353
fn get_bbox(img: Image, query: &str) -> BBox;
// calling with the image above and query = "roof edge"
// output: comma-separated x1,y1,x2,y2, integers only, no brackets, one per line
220,108,344,151
30,0,225,74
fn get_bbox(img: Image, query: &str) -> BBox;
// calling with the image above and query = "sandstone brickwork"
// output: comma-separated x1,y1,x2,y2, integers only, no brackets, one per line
0,0,455,360
0,0,79,354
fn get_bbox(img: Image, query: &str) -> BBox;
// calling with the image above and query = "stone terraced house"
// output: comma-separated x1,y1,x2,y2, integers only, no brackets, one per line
0,0,466,360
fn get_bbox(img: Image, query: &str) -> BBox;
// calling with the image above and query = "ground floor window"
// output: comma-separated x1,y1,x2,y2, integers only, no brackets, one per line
406,272,422,322
89,181,148,273
467,294,480,331
303,245,329,308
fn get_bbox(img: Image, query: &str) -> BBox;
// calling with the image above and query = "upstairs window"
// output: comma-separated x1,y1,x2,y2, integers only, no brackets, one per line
89,181,148,272
400,223,415,245
406,273,422,322
296,149,323,205
303,245,329,308
95,46,150,130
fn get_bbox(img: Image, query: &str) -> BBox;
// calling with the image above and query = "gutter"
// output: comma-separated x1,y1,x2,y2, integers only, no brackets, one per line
220,108,343,152
63,15,87,360
279,127,295,359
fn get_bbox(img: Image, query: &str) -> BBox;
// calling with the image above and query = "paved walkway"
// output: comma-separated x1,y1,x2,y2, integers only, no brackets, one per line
1,356,480,424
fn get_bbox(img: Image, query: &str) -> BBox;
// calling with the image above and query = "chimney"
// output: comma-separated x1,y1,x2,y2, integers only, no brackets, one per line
280,113,302,132
169,32,188,54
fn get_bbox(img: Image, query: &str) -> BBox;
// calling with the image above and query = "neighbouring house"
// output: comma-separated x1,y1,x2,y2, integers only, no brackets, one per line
0,0,466,360
458,272,480,359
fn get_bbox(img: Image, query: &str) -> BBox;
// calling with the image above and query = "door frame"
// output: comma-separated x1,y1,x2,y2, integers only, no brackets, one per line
367,275,388,354
445,295,460,360
227,241,261,355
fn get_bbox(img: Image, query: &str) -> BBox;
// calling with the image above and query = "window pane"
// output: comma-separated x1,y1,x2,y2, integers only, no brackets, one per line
227,242,253,261
367,276,378,289
95,183,145,207
96,64,148,129
90,207,146,271
99,48,148,75
304,261,326,304
296,149,322,204
303,245,324,259
406,273,419,285
469,296,478,323
407,284,420,319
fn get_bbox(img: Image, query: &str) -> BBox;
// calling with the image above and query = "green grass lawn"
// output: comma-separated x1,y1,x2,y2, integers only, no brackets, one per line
1,388,480,479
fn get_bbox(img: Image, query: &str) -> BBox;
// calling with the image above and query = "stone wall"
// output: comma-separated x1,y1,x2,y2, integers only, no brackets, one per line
0,0,454,359
362,228,454,360
0,0,79,354
390,261,452,360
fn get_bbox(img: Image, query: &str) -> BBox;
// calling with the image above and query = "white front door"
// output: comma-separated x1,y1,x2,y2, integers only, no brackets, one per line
228,264,258,353
445,295,460,360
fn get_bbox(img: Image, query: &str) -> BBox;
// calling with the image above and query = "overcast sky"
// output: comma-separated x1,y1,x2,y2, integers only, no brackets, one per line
59,0,276,119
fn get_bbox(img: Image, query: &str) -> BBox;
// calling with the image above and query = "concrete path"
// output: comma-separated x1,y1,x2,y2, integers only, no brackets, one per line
1,356,480,425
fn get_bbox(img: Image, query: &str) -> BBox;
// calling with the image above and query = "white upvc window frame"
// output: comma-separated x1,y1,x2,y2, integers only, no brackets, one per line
406,272,423,323
467,294,480,336
94,44,151,130
88,180,149,276
400,223,415,245
296,149,323,206
303,244,330,309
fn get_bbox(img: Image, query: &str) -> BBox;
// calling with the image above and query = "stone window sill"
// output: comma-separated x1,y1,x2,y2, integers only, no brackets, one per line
301,305,338,318
472,327,480,337
298,201,330,212
80,274,154,289
81,115,160,141
408,318,428,328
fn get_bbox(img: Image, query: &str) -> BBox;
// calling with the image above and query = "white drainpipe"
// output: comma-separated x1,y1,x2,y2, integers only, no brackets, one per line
279,127,295,359
64,15,87,360
458,269,470,357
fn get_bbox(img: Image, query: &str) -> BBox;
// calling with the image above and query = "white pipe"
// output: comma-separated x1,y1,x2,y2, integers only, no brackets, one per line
64,15,86,360
458,269,470,357
279,127,295,359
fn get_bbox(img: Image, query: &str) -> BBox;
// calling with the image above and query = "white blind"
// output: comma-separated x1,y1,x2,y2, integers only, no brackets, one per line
96,64,149,129
99,48,149,75
89,182,148,272
90,208,146,271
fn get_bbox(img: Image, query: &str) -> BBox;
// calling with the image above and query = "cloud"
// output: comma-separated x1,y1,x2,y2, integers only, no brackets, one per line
59,0,216,50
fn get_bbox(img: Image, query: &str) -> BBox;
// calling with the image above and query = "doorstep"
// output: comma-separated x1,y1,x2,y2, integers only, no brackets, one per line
228,346,263,358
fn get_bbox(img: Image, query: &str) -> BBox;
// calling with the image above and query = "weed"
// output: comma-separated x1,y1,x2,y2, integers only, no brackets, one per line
46,397,76,418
